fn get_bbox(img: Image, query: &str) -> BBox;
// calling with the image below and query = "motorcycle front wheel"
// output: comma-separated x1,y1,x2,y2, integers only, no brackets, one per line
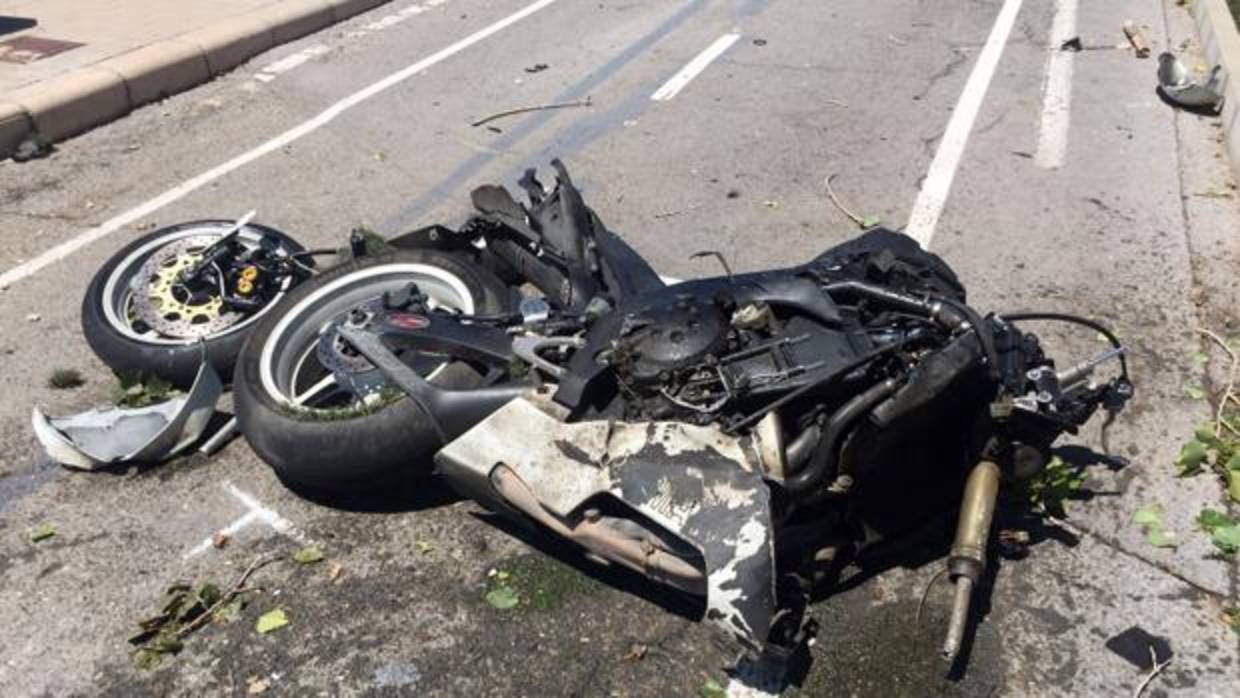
233,249,512,491
81,220,307,387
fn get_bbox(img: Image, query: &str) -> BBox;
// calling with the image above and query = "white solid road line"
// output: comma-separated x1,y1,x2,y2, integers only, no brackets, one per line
650,32,741,101
1034,0,1078,169
904,0,1023,249
0,0,561,290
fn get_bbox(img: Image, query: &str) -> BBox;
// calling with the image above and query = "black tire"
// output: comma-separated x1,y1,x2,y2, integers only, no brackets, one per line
81,220,306,388
234,249,512,491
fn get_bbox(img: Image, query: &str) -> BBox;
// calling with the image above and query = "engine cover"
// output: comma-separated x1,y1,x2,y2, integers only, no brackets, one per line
615,295,728,386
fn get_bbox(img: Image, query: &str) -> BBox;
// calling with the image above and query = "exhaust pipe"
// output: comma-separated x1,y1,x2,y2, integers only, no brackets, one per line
941,458,1000,663
489,465,706,593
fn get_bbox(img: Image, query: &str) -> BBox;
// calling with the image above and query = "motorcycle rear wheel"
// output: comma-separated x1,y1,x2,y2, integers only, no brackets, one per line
233,249,512,491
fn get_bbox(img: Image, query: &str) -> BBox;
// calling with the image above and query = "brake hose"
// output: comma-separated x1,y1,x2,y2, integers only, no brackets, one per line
1000,311,1129,380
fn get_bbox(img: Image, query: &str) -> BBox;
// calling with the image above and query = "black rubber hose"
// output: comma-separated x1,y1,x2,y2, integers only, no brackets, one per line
1001,311,1129,378
783,377,900,495
823,280,1001,379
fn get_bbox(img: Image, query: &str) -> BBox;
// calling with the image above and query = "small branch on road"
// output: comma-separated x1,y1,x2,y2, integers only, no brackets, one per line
1132,647,1172,698
823,174,865,227
1196,328,1237,438
471,97,593,127
174,553,280,639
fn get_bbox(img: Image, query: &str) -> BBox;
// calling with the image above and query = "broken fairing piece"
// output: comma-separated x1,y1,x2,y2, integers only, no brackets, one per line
436,391,781,652
1157,53,1224,110
32,362,223,469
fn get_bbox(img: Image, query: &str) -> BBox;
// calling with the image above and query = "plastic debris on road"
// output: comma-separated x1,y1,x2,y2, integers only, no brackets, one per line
31,361,223,469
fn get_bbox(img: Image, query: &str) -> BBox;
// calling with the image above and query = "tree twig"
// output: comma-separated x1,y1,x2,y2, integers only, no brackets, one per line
175,553,280,639
471,97,593,127
1196,328,1237,438
823,174,865,227
1132,646,1172,698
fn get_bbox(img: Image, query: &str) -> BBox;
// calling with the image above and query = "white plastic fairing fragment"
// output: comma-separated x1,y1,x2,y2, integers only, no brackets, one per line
32,362,223,470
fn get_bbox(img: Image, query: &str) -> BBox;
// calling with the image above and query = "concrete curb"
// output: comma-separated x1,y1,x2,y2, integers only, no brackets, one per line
1192,0,1240,183
2,0,391,160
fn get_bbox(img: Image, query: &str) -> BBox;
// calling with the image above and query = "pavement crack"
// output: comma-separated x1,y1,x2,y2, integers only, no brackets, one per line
1056,517,1229,600
1082,196,1136,223
913,47,971,101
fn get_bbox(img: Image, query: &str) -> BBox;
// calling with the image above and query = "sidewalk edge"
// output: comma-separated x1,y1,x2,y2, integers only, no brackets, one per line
3,0,391,160
1192,0,1240,183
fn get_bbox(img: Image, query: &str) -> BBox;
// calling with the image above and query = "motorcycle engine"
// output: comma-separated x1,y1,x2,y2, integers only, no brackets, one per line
604,290,858,423
614,295,728,385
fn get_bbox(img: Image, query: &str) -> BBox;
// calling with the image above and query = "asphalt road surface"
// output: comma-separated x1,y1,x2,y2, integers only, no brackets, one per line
2,1,1239,696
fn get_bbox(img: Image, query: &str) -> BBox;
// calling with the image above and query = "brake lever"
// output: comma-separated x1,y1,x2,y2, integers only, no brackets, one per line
181,210,257,282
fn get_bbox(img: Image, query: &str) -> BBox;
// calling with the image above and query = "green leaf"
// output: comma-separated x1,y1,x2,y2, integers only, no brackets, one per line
484,586,520,610
1211,524,1240,554
132,648,163,671
149,635,184,654
1194,423,1222,448
860,215,881,229
1227,471,1240,503
1132,504,1164,526
1190,351,1209,364
195,583,223,607
1177,440,1209,476
1224,607,1240,634
1146,526,1177,548
1197,508,1233,533
213,598,246,624
415,540,434,555
1225,451,1240,472
1184,383,1206,400
29,523,56,543
699,680,728,698
255,609,289,634
292,547,324,564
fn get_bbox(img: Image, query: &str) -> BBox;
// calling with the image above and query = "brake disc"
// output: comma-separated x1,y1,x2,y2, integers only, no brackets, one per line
129,236,244,338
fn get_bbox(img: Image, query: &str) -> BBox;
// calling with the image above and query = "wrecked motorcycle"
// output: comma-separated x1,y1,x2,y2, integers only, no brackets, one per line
81,213,316,386
233,160,1132,660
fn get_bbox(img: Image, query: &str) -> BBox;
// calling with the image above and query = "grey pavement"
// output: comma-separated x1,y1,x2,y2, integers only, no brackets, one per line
0,0,1238,695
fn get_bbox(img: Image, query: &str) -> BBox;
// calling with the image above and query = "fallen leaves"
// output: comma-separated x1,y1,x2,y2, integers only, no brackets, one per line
699,679,728,698
1133,504,1177,549
255,609,289,634
484,586,519,610
1197,508,1240,555
1176,422,1240,502
29,523,56,543
291,546,324,564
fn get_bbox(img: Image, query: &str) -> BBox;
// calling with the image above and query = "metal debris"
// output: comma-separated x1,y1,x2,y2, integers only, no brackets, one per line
1157,52,1224,109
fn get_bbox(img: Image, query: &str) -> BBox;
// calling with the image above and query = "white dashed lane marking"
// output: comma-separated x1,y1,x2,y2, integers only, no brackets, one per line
650,32,741,102
1034,0,1078,169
